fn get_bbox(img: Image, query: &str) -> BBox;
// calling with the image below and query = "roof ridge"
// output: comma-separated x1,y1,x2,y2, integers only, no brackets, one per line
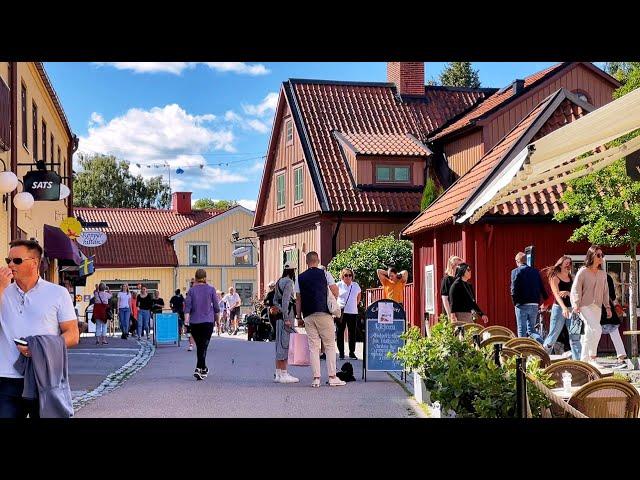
289,78,396,88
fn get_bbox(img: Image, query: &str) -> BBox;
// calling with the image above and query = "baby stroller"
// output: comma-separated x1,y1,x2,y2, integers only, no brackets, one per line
246,312,272,341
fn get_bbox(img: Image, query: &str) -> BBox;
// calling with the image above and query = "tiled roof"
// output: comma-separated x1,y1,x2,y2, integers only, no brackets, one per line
289,80,490,213
335,132,432,156
73,207,224,267
429,63,566,141
403,92,587,235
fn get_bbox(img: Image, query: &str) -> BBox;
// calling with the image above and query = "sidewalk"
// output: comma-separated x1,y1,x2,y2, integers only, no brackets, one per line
75,332,423,418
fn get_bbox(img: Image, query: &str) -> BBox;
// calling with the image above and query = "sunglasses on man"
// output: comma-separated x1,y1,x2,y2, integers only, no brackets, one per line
5,257,37,265
343,273,353,277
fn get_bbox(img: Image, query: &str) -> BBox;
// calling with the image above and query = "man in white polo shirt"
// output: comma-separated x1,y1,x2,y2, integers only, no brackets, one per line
0,239,79,418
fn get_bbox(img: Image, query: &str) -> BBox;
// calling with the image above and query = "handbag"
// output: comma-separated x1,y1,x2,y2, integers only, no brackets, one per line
568,311,584,335
288,330,311,366
92,294,108,322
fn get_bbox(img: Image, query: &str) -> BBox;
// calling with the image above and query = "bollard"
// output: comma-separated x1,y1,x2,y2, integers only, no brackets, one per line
515,356,528,418
472,333,481,349
493,343,502,366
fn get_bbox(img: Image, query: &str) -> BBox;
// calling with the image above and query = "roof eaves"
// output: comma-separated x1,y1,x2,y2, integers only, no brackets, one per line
34,62,73,140
288,78,395,88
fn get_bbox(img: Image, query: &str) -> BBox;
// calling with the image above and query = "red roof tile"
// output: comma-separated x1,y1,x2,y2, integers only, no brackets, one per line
429,63,566,141
404,93,587,235
290,81,489,213
336,132,432,156
74,207,224,267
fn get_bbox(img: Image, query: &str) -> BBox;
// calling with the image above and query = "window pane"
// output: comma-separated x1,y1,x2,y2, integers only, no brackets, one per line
376,166,390,181
394,167,410,182
190,245,207,265
277,174,285,207
234,245,252,265
235,283,253,306
294,168,303,202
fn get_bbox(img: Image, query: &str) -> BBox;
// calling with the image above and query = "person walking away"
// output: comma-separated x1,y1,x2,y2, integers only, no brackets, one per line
129,291,139,337
449,263,489,324
272,263,299,383
263,281,277,340
511,252,548,343
336,268,361,360
570,245,611,366
376,266,408,305
170,289,185,340
184,269,220,380
441,256,463,318
542,256,581,359
117,284,131,339
217,290,228,336
295,252,346,387
93,283,112,345
600,272,627,366
224,287,242,335
0,239,79,418
136,286,154,339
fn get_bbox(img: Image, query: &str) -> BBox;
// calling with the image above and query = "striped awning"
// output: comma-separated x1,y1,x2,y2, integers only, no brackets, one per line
457,87,640,224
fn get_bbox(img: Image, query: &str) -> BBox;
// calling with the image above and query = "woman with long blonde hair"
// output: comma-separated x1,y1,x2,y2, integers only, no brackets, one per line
441,256,463,317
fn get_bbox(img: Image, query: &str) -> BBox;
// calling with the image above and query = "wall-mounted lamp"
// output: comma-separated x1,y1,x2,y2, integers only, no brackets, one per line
0,159,34,210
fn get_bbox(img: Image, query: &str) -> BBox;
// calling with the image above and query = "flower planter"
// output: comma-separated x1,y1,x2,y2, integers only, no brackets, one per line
413,371,431,405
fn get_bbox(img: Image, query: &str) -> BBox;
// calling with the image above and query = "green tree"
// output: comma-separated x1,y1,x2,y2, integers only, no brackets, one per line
327,234,412,291
192,198,238,210
439,62,481,88
421,176,443,211
605,62,640,85
73,153,171,208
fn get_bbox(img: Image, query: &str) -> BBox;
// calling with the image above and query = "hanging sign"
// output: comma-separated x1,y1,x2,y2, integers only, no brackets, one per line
23,170,61,201
59,217,83,239
77,231,107,248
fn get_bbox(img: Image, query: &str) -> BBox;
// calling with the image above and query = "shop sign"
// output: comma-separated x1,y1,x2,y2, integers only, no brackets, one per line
23,170,61,201
77,231,107,248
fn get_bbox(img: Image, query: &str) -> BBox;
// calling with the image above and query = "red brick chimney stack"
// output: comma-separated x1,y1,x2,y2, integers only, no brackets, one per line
387,62,425,96
171,192,192,214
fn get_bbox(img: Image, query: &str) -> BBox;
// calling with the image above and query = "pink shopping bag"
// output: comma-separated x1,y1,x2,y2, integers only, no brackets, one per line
288,331,311,366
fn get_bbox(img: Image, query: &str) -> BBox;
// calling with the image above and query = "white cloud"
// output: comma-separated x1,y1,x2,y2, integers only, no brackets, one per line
238,199,257,211
89,112,104,127
224,110,270,134
95,62,269,76
250,161,265,172
242,92,278,117
225,110,243,122
76,104,248,188
246,119,268,134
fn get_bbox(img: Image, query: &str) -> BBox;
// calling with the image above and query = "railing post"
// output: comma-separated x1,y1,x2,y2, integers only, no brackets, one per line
516,356,527,418
472,333,481,349
493,343,502,366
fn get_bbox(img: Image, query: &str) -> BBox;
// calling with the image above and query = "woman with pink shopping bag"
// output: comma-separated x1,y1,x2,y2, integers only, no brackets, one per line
271,262,300,383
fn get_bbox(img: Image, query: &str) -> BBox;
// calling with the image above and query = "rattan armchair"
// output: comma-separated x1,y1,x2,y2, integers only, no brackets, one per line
498,347,520,366
543,360,602,388
511,344,551,368
479,325,516,340
568,378,640,418
462,323,484,335
504,337,544,350
479,335,512,350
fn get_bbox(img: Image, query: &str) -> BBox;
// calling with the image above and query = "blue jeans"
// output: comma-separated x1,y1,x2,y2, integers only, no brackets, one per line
543,304,581,360
0,377,39,418
119,308,130,336
95,320,108,337
515,304,543,343
138,309,151,338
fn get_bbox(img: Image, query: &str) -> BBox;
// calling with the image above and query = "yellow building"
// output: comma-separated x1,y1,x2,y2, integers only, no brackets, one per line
73,193,257,319
0,62,77,282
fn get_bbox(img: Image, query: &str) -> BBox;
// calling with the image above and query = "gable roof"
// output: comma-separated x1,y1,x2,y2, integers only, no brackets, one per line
403,89,593,236
428,62,619,142
74,207,224,267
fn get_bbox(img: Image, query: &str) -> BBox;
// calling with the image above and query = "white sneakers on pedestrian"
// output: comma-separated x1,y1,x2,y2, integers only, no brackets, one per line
187,345,193,351
328,377,346,387
273,370,281,382
278,371,299,383
561,351,573,359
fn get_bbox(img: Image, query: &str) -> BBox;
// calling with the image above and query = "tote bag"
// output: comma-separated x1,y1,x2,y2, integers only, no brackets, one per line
288,331,311,366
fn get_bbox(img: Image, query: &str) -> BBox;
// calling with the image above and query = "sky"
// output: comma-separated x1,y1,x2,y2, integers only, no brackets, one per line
45,61,604,211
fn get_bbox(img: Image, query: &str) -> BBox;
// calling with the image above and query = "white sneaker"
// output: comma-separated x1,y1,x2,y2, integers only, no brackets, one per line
561,351,573,359
273,371,281,383
328,377,346,387
279,372,299,384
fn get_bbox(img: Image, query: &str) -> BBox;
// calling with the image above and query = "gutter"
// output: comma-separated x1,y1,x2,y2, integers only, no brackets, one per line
10,62,17,240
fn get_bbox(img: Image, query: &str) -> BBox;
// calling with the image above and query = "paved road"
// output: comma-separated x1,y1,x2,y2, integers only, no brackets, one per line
75,333,421,418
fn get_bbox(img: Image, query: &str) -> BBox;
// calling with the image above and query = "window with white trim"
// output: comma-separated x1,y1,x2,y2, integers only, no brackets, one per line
425,265,435,314
189,244,208,266
276,172,285,209
285,120,293,144
294,166,303,204
234,243,253,265
234,282,254,307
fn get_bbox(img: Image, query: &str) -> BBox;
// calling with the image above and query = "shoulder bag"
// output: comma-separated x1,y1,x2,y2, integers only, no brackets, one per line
327,277,342,317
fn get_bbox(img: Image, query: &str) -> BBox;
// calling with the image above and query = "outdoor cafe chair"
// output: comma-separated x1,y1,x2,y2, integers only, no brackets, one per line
462,323,483,335
511,344,551,368
543,360,602,388
479,335,512,350
504,337,544,350
498,347,520,366
479,325,516,341
568,377,640,418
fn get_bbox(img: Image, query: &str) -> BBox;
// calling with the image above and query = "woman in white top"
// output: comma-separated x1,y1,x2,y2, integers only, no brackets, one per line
336,268,362,360
570,245,612,365
117,284,132,339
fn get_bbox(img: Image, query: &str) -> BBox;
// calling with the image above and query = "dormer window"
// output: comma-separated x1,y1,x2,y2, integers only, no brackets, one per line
376,165,411,184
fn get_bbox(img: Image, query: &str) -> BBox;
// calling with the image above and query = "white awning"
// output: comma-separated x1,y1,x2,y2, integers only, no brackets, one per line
457,87,640,224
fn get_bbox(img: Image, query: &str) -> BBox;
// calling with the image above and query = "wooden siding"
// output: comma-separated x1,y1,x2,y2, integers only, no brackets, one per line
443,130,484,178
483,64,616,151
260,224,317,296
357,155,424,186
261,102,321,226
335,220,411,254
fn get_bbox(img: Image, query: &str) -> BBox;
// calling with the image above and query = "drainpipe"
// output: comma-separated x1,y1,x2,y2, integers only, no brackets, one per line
331,214,343,257
10,62,18,240
67,134,78,218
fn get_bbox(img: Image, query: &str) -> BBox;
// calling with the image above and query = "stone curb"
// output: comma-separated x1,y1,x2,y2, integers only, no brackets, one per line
72,339,156,412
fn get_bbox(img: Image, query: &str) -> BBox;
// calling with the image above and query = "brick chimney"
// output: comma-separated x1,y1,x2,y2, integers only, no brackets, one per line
387,62,425,96
171,192,192,214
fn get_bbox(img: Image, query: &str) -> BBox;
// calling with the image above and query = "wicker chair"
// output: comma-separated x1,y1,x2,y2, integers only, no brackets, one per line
543,360,602,388
512,344,551,368
479,325,516,340
499,347,520,366
479,335,512,350
504,337,544,350
568,378,640,418
462,323,484,335
451,321,467,328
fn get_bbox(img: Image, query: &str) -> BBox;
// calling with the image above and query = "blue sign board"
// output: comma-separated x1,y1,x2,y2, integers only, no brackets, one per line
154,313,179,346
365,300,405,374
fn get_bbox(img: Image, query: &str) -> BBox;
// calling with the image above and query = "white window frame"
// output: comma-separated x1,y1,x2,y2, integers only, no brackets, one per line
187,243,209,266
276,172,286,209
285,119,293,144
234,281,255,307
425,264,435,314
233,242,254,266
568,254,640,307
293,165,303,204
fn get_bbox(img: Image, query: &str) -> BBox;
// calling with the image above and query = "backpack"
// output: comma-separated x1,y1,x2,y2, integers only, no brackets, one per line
336,362,356,382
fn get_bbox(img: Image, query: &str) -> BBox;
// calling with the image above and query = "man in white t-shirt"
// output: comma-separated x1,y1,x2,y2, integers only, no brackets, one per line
223,287,242,335
0,239,79,418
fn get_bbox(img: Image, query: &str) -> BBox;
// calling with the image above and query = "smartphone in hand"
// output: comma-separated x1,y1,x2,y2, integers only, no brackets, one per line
13,338,28,346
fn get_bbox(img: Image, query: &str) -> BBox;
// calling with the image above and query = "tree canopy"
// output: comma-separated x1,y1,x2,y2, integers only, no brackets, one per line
193,198,239,210
439,62,481,88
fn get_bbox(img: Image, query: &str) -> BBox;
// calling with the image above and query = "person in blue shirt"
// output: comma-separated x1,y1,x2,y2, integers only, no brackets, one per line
511,251,548,342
